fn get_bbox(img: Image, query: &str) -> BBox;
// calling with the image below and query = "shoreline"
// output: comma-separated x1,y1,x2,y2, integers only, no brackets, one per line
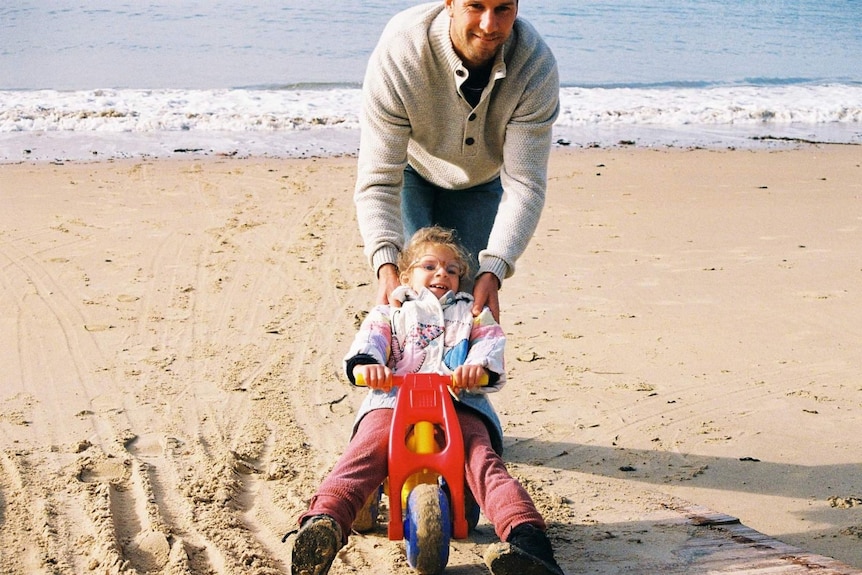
1,122,860,166
1,147,860,574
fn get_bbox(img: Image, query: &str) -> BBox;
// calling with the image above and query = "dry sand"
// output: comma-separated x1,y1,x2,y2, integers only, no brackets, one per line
0,146,860,574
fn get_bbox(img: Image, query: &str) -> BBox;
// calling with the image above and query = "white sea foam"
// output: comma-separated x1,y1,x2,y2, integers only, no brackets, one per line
557,84,862,126
0,88,363,133
1,84,860,162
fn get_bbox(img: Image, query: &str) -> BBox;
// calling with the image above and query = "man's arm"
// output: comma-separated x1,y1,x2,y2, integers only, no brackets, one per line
477,29,560,285
354,36,413,281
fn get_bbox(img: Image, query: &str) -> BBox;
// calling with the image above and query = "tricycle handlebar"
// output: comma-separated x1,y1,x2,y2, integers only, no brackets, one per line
353,371,488,388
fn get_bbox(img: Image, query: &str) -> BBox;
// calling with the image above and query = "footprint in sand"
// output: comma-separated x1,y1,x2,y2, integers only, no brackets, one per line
125,529,171,572
77,457,129,484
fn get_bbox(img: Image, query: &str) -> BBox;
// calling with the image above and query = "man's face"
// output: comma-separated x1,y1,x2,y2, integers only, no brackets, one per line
445,0,518,69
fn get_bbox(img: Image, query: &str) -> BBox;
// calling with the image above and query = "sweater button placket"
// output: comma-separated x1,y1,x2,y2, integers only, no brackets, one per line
463,118,478,155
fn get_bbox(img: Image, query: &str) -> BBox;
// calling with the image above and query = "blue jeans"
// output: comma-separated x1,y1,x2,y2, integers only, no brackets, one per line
401,165,502,282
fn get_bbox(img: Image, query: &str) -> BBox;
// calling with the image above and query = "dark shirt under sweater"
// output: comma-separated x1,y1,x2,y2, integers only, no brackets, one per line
461,66,492,108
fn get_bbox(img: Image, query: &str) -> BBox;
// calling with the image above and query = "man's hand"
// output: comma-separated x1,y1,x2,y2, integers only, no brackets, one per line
353,364,393,391
471,272,500,321
376,263,401,307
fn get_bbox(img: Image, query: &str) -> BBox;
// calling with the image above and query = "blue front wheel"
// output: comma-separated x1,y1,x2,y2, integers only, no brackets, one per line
404,483,451,575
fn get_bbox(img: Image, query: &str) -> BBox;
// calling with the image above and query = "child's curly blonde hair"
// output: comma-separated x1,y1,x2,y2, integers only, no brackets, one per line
397,226,473,284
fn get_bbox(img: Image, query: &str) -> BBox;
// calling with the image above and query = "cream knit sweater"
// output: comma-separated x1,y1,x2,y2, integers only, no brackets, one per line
355,2,560,282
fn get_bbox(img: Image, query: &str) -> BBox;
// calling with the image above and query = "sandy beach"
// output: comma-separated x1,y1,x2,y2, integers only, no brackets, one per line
1,146,860,574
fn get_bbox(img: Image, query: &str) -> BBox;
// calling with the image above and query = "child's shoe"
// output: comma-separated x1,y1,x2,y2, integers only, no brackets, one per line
484,523,565,575
352,487,381,533
289,515,343,575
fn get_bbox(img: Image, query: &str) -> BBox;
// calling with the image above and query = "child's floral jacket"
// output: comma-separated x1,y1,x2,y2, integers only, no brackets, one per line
344,286,506,452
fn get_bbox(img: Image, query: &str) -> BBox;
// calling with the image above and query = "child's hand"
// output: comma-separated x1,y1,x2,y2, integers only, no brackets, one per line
353,364,393,391
452,365,488,392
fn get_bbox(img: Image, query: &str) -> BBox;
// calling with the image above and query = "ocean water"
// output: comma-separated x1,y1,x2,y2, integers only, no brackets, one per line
1,1,860,161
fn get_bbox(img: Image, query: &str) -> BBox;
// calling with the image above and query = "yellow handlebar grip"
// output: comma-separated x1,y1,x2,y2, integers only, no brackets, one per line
451,371,489,388
353,372,393,388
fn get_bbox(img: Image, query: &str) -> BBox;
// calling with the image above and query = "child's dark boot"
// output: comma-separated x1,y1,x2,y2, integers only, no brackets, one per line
288,514,343,575
484,523,565,575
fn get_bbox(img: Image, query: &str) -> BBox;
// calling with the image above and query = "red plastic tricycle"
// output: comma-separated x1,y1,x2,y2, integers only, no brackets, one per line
356,372,483,575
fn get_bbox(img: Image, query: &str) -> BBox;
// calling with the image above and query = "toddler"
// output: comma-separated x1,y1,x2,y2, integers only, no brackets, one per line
288,226,564,575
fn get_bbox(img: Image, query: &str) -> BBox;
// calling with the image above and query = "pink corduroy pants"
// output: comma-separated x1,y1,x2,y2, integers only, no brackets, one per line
299,406,545,543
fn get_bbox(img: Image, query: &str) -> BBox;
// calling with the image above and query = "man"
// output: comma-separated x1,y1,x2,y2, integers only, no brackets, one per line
354,0,560,322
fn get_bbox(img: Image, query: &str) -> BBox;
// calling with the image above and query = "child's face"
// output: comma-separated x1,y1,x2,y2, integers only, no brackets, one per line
407,244,462,298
